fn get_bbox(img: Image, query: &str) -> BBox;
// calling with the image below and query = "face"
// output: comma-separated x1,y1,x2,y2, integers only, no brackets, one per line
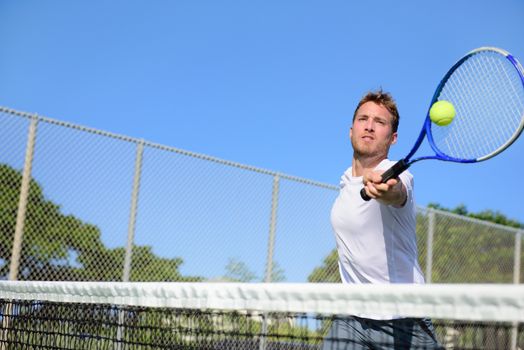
350,101,397,159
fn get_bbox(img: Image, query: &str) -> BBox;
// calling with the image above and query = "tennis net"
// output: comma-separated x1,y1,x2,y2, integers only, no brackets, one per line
0,282,522,349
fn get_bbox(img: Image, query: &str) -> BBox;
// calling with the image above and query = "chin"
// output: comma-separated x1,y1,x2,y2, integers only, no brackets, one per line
355,148,387,159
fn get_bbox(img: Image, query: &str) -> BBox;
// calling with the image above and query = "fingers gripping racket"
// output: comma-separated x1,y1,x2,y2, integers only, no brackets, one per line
361,47,524,201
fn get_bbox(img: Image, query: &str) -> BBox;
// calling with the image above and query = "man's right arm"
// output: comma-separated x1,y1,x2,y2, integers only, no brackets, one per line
362,170,407,207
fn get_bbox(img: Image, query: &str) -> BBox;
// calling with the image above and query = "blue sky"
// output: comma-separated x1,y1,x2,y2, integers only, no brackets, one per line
1,1,523,225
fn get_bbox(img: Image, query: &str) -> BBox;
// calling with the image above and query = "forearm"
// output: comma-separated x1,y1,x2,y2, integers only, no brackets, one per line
378,181,407,207
362,170,408,207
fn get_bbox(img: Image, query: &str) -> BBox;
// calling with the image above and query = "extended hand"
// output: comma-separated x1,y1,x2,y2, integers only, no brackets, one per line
362,170,406,207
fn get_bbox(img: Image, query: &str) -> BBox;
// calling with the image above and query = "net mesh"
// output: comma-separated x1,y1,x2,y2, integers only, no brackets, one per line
431,49,524,161
0,282,522,350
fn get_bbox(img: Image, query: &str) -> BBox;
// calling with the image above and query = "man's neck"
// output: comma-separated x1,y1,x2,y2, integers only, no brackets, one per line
351,154,387,177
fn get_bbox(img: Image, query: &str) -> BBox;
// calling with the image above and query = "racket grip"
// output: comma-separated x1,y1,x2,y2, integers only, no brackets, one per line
380,159,409,182
360,159,409,201
360,188,372,201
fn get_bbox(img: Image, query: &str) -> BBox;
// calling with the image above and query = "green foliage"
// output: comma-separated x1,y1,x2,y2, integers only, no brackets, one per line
427,202,523,228
221,257,286,282
0,164,201,281
418,213,517,283
223,257,258,282
422,203,522,283
307,249,341,283
268,261,286,282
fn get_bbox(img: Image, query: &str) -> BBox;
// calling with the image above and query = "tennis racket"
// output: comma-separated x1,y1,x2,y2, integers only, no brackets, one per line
361,47,524,201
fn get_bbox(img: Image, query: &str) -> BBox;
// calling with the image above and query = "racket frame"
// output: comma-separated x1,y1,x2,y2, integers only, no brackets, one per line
360,47,524,199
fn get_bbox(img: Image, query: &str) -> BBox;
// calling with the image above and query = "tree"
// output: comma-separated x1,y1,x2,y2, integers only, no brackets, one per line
308,250,340,283
0,164,201,281
424,203,522,283
221,257,286,282
268,261,286,282
222,257,257,282
427,202,523,228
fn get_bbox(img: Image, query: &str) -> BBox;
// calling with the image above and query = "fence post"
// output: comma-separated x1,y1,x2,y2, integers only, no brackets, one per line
118,140,144,350
122,140,144,283
513,230,522,285
425,208,435,284
264,175,280,283
510,230,522,350
8,116,38,281
260,175,279,350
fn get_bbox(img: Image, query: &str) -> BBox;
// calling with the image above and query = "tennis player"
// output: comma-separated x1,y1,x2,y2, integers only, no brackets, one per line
323,91,443,349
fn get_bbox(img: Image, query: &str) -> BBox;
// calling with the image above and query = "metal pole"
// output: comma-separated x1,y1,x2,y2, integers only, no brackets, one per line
122,140,144,282
425,209,435,284
513,231,521,285
117,140,144,350
3,116,38,350
8,116,38,281
260,175,280,350
264,175,280,283
510,231,522,350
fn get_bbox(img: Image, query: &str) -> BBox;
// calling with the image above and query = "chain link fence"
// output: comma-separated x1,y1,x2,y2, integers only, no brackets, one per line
0,106,522,283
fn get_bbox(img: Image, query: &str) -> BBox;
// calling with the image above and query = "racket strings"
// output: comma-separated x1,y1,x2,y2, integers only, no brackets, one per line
442,62,486,158
471,56,512,154
431,50,524,160
466,56,514,155
467,54,521,155
488,55,523,135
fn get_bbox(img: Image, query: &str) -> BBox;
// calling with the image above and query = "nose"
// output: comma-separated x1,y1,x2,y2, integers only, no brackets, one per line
364,119,374,131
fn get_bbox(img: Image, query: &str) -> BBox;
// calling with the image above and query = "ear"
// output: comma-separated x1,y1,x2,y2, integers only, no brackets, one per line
390,132,398,145
349,127,353,140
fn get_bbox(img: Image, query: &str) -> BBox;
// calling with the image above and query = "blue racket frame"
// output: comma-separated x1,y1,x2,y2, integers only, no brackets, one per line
360,47,524,200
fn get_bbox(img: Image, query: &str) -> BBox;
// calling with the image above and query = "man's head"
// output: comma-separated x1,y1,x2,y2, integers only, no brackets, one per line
350,90,399,160
352,90,399,132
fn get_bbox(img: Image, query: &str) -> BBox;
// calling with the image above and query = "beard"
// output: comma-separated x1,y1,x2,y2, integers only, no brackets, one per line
351,137,392,160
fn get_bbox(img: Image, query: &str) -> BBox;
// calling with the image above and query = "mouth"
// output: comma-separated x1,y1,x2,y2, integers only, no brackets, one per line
361,135,374,141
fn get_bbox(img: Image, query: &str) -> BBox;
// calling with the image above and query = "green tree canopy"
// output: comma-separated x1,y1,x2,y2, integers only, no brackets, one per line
0,164,201,281
427,202,523,228
308,250,340,283
220,257,286,282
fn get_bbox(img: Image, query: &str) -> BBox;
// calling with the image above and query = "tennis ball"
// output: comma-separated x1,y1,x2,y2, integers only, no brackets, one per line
429,100,456,126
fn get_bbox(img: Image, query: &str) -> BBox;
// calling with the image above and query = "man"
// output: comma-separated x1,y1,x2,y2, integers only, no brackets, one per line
323,91,442,349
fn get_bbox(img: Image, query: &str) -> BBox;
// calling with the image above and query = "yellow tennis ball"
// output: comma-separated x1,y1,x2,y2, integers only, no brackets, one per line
429,100,456,126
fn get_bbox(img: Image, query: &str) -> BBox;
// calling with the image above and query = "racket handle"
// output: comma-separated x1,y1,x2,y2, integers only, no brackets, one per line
360,159,409,201
360,188,372,201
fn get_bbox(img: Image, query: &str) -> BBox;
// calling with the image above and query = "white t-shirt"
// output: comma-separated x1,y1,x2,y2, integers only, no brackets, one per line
330,159,425,285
